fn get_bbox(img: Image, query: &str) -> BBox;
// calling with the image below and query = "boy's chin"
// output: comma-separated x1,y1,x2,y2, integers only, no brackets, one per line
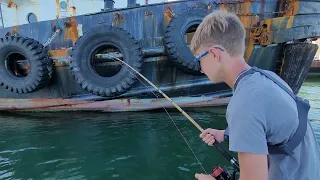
209,78,223,84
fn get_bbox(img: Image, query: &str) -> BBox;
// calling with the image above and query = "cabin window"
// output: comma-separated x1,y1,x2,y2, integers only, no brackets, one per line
27,13,37,23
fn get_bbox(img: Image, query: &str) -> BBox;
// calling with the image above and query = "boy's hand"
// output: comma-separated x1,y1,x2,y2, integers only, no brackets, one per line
200,128,225,146
195,173,216,180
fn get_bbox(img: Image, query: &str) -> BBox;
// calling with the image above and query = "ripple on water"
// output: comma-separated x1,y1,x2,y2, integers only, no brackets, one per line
178,166,191,172
190,162,202,166
105,167,115,171
36,159,64,165
0,157,17,167
0,170,14,179
112,174,119,178
0,147,47,154
107,155,132,164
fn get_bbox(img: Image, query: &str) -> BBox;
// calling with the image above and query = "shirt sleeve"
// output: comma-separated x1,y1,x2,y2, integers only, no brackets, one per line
228,95,269,155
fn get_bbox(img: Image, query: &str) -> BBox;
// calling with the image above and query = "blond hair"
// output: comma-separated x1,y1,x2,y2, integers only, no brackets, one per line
190,10,246,57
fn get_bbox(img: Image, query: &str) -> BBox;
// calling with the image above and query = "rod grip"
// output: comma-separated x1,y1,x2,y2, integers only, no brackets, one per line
213,141,240,171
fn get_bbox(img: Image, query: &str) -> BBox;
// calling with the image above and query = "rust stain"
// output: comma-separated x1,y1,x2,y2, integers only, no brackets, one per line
219,3,231,12
263,18,272,43
243,16,259,61
112,13,124,26
12,25,18,34
243,2,253,15
49,49,69,58
260,24,272,45
274,17,284,30
239,14,259,61
164,6,174,25
28,98,88,110
219,1,255,15
7,0,17,8
283,1,299,16
286,16,294,29
56,0,60,18
312,60,320,68
0,98,87,111
63,17,79,45
244,38,255,62
239,15,258,28
70,6,76,16
0,95,231,112
251,17,272,45
144,9,154,21
219,1,240,14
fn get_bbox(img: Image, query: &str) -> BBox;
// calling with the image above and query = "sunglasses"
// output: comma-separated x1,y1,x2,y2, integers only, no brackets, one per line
194,46,225,62
193,46,226,72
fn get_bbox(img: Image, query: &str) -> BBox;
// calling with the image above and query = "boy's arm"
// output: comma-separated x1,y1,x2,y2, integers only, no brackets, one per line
238,152,268,180
228,91,269,180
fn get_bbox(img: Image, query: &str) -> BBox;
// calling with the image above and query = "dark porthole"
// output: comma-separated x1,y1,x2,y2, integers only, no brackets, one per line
27,13,37,23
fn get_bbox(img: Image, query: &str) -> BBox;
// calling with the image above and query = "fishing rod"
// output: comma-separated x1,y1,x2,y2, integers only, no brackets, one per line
101,53,240,179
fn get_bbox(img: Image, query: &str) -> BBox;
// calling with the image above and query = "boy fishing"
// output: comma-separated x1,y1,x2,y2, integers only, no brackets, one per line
190,10,320,180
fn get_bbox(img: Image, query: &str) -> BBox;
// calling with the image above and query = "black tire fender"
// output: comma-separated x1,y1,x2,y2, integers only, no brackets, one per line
70,24,143,97
0,36,52,93
164,8,211,74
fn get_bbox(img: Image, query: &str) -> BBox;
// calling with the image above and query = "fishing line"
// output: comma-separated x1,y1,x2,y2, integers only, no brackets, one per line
100,53,239,173
107,54,208,174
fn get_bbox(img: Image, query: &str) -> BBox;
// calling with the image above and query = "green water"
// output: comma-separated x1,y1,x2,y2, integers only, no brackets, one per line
0,78,319,180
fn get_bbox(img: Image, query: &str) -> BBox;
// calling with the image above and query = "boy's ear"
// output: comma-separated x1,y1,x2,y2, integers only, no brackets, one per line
209,47,219,61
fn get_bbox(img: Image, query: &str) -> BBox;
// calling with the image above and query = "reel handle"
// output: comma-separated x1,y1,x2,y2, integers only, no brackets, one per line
211,165,232,180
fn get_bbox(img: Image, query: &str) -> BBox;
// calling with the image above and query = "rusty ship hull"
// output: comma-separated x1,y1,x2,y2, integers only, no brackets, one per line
0,0,319,112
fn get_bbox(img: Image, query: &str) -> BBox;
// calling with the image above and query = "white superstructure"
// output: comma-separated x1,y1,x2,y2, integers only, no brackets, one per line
0,0,170,28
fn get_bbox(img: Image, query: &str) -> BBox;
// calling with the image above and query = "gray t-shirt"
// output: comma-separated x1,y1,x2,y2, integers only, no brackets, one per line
226,69,320,180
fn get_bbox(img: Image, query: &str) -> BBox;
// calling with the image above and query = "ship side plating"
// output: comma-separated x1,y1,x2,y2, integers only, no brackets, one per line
0,0,318,112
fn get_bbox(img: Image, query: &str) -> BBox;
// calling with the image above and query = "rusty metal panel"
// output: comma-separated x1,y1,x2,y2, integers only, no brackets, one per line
0,0,318,112
283,1,320,16
271,25,320,44
220,0,279,17
246,44,281,71
263,15,320,31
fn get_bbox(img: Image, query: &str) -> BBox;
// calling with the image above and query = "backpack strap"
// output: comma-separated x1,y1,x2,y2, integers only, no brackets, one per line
225,67,310,156
268,96,309,155
250,67,296,101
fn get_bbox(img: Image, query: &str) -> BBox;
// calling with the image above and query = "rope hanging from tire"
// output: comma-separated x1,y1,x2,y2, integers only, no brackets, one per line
70,24,143,97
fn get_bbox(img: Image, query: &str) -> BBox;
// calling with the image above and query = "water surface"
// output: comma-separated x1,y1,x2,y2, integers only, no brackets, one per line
0,77,319,180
